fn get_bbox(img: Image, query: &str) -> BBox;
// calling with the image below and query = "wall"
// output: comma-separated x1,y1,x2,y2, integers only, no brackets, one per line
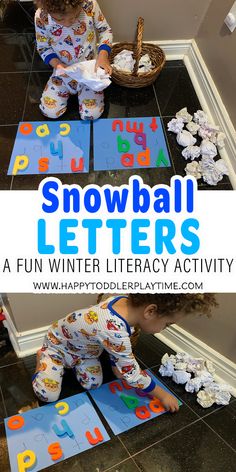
5,293,98,332
196,0,236,127
4,293,236,363
99,0,211,41
179,293,236,363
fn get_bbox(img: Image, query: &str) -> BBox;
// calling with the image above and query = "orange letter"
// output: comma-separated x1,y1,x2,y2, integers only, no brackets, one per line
19,123,33,136
7,415,25,430
137,148,150,166
86,427,104,445
109,381,123,394
135,406,151,420
149,398,165,413
121,153,134,167
48,442,63,461
71,157,84,172
38,157,49,172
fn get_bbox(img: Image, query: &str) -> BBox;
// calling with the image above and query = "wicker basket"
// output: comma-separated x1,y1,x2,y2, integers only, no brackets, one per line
110,17,165,88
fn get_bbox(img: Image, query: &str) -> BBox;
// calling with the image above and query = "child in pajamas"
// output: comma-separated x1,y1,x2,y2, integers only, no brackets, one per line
35,0,113,120
33,293,216,412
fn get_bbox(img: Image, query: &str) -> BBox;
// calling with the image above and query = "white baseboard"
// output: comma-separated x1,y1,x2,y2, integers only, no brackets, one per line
155,325,236,392
152,39,236,189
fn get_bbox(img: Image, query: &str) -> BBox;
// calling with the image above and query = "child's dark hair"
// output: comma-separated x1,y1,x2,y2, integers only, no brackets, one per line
35,0,83,14
128,293,218,318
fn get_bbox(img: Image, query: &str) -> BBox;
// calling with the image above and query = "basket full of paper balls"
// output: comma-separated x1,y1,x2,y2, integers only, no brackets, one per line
159,352,235,408
110,17,165,88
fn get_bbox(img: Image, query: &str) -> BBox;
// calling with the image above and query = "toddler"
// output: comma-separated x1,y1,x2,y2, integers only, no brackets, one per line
33,293,216,412
34,0,113,120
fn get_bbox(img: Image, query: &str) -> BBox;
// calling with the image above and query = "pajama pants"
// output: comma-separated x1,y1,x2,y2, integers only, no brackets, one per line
40,73,104,121
32,344,104,403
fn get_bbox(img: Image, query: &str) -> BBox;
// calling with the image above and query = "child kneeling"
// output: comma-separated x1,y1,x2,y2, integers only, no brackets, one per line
32,293,216,413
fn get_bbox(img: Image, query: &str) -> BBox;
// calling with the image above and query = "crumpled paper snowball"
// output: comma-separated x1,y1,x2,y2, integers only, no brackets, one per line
177,130,197,147
194,370,214,387
197,390,215,408
138,54,154,73
186,121,200,135
113,50,153,73
175,362,188,371
204,383,232,406
182,145,201,160
172,370,191,384
186,358,205,373
159,362,174,377
167,117,185,134
113,50,136,72
200,139,217,158
193,110,208,126
185,377,202,393
56,60,111,92
215,159,229,176
185,161,202,180
175,352,192,363
176,107,193,123
199,156,224,186
205,360,215,375
215,132,226,149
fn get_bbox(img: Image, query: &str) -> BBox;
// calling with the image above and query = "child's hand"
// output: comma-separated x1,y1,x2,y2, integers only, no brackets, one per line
152,386,179,413
95,50,112,75
112,365,123,379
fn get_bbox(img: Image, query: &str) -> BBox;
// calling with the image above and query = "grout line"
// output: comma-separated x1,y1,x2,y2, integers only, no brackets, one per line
130,418,201,459
103,457,134,472
0,123,18,127
201,419,236,454
0,360,23,369
0,385,8,418
117,435,132,458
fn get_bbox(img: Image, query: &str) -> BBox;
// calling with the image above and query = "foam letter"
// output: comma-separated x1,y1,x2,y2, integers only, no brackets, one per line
52,419,74,438
50,141,63,160
60,123,70,136
156,149,169,167
12,155,29,175
17,450,36,472
149,117,158,132
121,380,133,390
137,147,150,166
38,157,49,173
134,132,147,150
48,442,63,461
71,157,84,172
117,136,130,153
149,398,165,413
36,124,50,138
19,123,33,136
135,406,151,420
112,119,124,132
126,121,144,134
120,394,139,410
121,153,134,167
7,415,25,430
55,401,70,415
109,381,123,394
85,427,104,445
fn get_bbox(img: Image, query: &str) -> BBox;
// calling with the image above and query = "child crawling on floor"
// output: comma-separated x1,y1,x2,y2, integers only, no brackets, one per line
34,0,113,120
33,293,217,412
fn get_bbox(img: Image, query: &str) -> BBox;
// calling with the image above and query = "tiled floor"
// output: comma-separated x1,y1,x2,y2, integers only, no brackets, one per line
0,333,235,472
0,2,233,190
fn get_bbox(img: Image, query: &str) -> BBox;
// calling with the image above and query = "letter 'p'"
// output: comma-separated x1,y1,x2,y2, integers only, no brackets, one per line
12,155,29,175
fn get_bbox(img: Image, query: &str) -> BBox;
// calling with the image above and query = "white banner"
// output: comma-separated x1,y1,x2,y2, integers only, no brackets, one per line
0,176,235,293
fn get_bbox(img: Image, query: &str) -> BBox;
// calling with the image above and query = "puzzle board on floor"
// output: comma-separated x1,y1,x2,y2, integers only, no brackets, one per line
90,370,182,434
93,117,171,171
4,393,110,472
7,121,90,175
